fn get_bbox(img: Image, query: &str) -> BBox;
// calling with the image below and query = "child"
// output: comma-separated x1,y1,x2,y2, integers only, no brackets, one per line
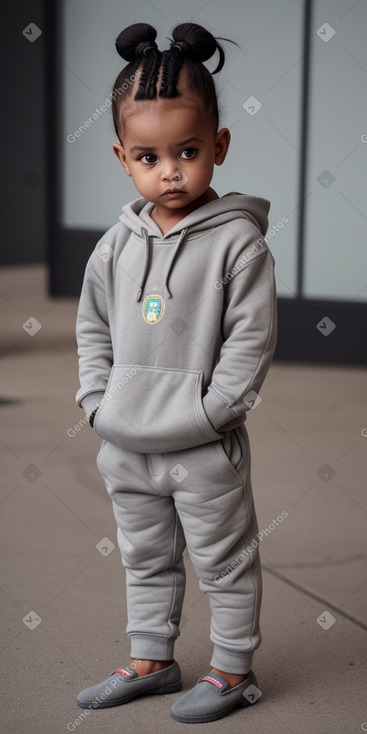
75,21,277,724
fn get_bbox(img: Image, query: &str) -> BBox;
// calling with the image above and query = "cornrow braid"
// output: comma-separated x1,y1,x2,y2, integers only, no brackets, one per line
158,47,185,98
134,48,162,100
111,22,240,138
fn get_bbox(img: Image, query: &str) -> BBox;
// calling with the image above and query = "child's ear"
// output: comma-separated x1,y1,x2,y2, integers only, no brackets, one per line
112,143,131,176
214,128,231,166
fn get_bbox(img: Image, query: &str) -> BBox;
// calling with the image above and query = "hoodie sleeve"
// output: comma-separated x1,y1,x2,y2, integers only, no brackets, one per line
75,253,113,409
202,245,277,432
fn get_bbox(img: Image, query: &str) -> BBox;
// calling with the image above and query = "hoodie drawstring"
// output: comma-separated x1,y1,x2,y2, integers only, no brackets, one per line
164,228,188,298
136,227,188,302
136,228,151,302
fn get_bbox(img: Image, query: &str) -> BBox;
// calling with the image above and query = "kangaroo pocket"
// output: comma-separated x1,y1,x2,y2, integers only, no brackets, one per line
93,364,224,453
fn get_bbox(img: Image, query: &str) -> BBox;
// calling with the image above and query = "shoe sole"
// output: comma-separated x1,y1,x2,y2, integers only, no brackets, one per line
77,681,182,709
170,693,257,723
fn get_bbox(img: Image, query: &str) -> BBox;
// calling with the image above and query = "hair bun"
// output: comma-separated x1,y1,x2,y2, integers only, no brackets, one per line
170,22,224,73
115,22,158,62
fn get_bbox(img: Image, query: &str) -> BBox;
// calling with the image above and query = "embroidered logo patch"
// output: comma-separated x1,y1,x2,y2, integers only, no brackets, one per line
142,295,165,324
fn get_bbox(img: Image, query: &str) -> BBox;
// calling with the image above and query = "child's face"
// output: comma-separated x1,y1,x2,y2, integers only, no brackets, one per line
112,90,230,215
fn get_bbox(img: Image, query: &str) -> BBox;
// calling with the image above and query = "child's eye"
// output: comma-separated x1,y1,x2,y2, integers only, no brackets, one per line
139,154,157,165
180,148,197,160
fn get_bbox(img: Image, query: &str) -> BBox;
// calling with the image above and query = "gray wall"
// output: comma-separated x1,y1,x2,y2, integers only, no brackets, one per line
3,0,367,306
304,0,367,301
59,0,367,302
60,0,303,299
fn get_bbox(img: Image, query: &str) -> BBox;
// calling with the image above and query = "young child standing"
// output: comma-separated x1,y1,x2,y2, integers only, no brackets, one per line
75,21,277,724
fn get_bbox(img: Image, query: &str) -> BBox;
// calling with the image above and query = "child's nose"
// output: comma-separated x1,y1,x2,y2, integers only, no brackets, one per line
161,160,180,181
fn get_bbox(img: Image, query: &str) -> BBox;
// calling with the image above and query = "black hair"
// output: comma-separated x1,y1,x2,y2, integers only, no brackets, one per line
111,22,239,140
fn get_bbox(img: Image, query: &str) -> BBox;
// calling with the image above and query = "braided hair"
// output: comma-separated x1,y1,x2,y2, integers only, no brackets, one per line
111,22,239,140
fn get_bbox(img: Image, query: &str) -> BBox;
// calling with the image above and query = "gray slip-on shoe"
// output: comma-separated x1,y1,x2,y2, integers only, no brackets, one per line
77,661,182,709
170,669,261,723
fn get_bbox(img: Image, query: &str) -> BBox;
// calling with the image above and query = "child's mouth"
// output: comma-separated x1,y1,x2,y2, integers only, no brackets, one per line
162,190,186,197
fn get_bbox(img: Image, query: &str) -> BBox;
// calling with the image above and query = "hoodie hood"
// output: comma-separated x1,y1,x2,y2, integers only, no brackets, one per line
118,192,270,303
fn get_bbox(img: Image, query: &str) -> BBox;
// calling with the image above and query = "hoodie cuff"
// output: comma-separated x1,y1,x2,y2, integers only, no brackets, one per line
80,392,105,420
202,389,236,432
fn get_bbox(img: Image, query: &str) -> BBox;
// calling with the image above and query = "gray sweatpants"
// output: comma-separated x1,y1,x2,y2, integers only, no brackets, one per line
96,422,262,675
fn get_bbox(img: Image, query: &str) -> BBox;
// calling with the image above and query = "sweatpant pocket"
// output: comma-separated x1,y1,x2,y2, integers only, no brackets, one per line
210,426,248,485
221,428,243,471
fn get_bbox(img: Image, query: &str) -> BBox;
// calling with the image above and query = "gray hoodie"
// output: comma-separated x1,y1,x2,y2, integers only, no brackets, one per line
75,192,277,453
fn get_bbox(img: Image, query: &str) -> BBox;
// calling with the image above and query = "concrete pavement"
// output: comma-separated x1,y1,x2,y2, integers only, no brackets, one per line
0,265,366,734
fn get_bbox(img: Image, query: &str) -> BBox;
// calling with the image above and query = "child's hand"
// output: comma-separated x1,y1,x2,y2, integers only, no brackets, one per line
88,407,99,428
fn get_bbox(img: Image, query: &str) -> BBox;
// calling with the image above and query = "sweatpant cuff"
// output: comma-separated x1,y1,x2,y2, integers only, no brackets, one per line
210,645,254,674
129,634,176,661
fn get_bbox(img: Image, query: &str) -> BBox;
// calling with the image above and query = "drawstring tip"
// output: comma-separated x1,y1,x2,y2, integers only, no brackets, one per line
136,289,142,302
